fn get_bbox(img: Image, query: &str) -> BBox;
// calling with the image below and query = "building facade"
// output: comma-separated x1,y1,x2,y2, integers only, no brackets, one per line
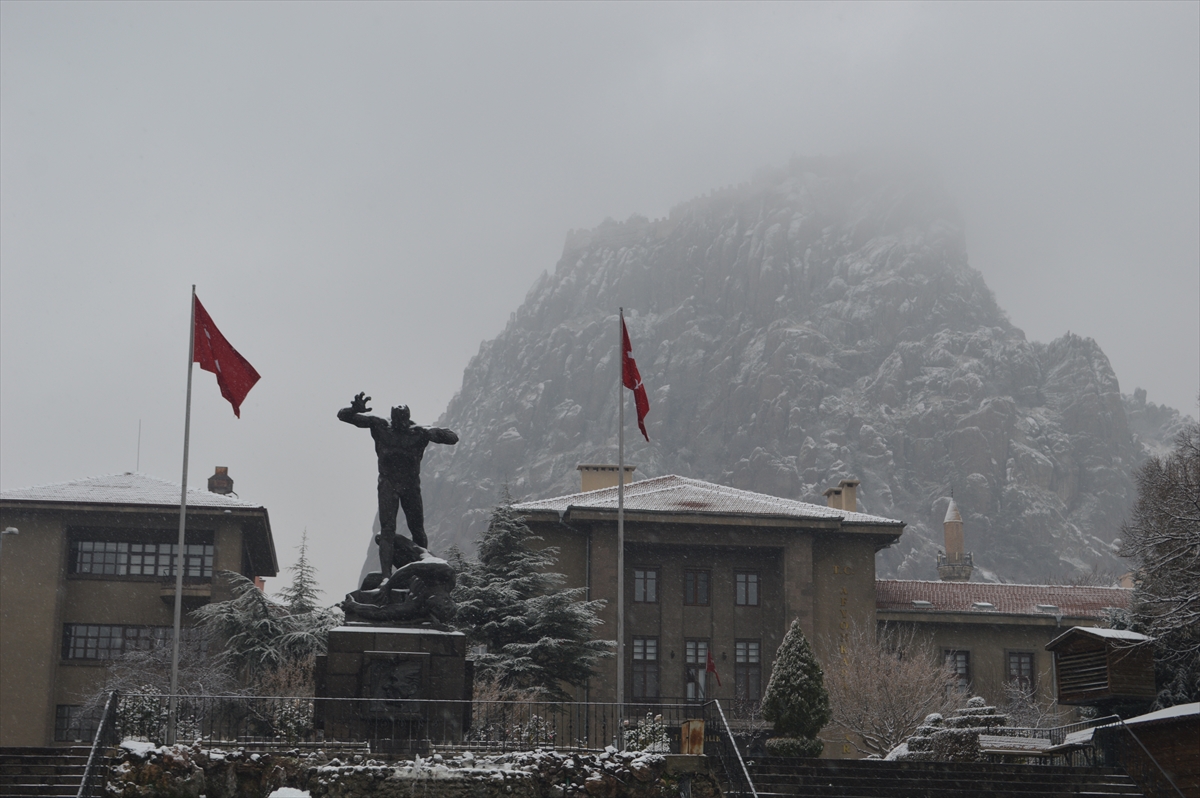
0,471,277,747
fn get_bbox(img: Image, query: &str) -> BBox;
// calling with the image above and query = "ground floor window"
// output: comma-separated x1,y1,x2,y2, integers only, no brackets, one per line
62,624,171,660
685,639,709,701
632,637,659,699
54,705,99,743
1006,651,1035,690
945,649,971,691
735,640,761,701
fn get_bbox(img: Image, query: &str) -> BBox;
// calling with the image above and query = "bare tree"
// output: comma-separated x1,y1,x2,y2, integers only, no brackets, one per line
1000,675,1068,729
824,622,960,757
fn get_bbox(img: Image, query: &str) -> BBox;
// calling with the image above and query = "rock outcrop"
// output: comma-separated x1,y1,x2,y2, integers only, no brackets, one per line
422,157,1191,583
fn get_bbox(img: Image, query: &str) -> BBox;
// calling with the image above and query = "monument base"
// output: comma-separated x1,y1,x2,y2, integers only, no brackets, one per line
315,625,472,750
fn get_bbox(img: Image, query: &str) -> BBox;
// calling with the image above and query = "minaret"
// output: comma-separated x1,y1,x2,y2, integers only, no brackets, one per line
936,497,974,581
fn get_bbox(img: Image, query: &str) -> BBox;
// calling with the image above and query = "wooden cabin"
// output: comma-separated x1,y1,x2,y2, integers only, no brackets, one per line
1045,627,1156,706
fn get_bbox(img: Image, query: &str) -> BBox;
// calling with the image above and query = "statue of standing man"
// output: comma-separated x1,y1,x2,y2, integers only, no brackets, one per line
338,392,458,575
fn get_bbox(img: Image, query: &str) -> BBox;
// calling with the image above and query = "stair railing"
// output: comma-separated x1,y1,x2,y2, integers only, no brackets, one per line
77,690,119,798
705,700,757,798
1108,715,1185,798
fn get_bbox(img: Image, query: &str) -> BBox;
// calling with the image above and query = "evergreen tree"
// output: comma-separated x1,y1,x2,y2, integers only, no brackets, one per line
452,490,613,700
761,619,831,757
1117,420,1200,707
192,571,341,687
277,531,321,613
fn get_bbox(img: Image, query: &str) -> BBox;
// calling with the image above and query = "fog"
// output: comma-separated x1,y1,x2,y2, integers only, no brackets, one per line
2,2,1197,597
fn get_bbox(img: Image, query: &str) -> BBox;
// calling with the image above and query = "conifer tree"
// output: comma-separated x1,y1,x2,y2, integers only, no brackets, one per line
761,619,831,757
277,531,321,614
452,490,613,700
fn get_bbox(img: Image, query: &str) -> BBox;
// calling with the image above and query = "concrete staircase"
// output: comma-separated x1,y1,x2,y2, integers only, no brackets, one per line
0,747,104,798
736,756,1145,798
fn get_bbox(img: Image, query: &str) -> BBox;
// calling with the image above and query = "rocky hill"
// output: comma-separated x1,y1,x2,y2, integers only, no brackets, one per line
421,157,1191,583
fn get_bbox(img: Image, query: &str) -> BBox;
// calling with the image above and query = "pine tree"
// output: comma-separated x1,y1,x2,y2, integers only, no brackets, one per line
452,490,613,700
761,619,831,757
277,531,321,614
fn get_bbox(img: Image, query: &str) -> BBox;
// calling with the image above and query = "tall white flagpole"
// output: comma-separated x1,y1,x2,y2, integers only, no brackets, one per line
616,308,626,710
168,285,197,746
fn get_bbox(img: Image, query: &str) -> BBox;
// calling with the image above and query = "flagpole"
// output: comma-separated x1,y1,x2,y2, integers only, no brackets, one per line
616,309,626,714
168,285,197,746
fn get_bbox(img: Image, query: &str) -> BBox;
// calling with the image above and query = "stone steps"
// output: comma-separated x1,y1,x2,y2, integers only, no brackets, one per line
730,756,1144,798
0,747,107,798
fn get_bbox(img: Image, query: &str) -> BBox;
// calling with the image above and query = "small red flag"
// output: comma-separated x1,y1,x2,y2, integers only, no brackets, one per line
621,317,650,441
706,648,721,687
193,295,260,418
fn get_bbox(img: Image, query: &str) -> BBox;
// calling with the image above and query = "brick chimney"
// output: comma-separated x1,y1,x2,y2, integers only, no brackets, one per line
577,464,635,492
838,479,859,512
207,466,234,495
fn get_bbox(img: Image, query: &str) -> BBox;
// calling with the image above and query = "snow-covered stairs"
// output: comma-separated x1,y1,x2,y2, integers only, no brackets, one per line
0,747,103,798
735,756,1144,798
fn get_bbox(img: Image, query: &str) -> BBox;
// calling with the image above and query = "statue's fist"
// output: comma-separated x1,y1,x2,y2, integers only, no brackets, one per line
351,392,372,413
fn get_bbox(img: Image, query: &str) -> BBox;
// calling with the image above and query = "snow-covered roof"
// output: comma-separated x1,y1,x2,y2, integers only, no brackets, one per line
877,580,1131,618
1045,625,1153,649
0,472,264,510
513,475,903,525
1122,702,1199,726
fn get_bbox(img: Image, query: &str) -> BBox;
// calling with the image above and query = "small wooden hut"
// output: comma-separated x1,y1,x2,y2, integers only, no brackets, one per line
1045,627,1155,706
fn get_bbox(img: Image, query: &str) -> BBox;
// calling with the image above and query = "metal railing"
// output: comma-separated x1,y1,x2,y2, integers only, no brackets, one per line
705,700,758,798
76,690,120,798
115,694,717,754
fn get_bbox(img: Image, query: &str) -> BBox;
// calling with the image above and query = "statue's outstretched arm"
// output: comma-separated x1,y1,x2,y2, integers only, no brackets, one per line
425,427,459,446
337,392,381,428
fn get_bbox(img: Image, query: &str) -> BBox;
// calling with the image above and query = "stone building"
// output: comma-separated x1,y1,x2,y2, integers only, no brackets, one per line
513,468,905,710
514,467,1130,755
0,470,277,747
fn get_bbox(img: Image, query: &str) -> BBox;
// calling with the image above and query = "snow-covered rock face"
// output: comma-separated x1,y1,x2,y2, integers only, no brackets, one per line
423,158,1190,583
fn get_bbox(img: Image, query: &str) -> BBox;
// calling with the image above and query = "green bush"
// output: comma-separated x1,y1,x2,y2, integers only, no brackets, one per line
765,736,824,757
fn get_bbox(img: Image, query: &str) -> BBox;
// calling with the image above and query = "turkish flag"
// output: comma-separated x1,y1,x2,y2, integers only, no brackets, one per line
621,317,650,441
193,295,260,418
706,648,721,687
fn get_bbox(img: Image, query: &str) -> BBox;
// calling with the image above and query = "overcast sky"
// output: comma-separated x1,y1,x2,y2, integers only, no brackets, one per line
2,2,1197,598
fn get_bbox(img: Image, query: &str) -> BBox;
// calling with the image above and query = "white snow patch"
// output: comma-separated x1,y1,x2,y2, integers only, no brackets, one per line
267,790,311,798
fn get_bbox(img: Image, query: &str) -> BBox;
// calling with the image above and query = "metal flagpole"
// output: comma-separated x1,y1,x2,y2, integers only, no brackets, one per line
168,285,197,746
616,308,626,710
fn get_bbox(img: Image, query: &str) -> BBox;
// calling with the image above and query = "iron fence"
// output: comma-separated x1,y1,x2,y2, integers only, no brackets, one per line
115,694,723,754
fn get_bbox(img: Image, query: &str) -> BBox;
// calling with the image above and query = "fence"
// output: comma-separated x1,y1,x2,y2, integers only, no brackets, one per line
114,694,732,755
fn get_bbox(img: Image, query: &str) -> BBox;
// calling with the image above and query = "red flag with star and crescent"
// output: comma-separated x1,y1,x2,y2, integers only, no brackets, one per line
193,295,260,417
621,317,650,441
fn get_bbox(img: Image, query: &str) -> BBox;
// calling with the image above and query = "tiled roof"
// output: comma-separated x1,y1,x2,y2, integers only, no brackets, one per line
0,473,264,509
514,475,903,525
876,579,1131,619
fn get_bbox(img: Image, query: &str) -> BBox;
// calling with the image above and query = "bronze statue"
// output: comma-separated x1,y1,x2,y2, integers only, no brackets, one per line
337,392,458,574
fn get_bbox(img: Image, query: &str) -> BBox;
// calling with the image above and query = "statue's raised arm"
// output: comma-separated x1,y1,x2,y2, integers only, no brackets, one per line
337,392,381,428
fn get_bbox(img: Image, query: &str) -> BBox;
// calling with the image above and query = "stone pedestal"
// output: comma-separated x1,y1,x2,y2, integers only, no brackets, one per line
314,625,472,751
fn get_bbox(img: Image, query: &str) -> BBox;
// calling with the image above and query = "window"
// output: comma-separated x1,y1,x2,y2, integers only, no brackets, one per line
55,705,100,743
684,570,710,606
71,540,214,578
632,637,659,699
1007,651,1035,690
62,624,171,660
685,640,709,701
945,649,971,691
633,569,658,603
735,640,761,701
735,572,760,606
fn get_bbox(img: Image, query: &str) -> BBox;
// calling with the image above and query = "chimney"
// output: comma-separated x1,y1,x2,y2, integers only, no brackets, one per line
823,487,843,509
937,497,974,581
838,479,860,513
577,464,636,492
208,466,234,495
